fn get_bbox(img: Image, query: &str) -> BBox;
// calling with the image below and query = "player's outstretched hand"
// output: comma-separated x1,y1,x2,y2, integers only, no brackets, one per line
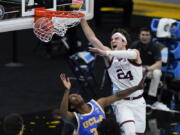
137,72,147,90
60,73,71,90
88,47,106,56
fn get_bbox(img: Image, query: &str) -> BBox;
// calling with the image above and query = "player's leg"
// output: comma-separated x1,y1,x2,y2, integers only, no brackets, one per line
112,101,136,135
121,122,136,135
132,97,146,134
148,69,162,97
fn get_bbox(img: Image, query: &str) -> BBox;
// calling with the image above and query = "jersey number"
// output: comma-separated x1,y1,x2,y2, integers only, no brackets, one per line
90,128,98,135
116,69,133,80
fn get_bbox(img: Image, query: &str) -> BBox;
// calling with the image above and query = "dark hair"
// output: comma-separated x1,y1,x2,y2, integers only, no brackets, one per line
3,113,24,135
139,27,151,34
97,117,121,135
112,28,131,48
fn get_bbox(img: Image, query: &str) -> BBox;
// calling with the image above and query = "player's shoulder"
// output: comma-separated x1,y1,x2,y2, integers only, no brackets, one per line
89,99,97,104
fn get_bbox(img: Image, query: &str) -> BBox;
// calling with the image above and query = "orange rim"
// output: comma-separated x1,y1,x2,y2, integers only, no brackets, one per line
35,8,85,19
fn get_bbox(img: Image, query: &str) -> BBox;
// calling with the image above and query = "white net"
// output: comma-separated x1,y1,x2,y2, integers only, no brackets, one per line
33,13,84,42
33,17,54,42
52,17,81,37
33,1,85,42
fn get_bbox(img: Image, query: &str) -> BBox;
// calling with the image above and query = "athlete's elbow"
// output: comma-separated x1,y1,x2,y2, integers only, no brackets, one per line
129,51,138,59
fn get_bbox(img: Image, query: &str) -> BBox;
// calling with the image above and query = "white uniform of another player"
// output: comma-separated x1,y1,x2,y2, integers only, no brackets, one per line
108,57,146,135
80,19,145,135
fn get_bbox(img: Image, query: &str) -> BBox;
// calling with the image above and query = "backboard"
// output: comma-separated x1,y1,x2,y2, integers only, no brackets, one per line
0,0,94,32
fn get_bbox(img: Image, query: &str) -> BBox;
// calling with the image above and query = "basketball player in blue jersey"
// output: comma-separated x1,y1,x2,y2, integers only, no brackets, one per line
59,73,146,135
81,19,146,135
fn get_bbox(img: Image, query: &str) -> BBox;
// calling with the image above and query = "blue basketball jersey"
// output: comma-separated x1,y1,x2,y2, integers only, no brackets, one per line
74,99,106,135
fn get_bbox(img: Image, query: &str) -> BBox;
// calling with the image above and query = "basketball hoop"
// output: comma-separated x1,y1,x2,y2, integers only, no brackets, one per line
33,8,85,42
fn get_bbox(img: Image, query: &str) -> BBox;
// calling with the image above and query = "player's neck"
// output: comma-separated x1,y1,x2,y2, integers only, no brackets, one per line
77,103,92,114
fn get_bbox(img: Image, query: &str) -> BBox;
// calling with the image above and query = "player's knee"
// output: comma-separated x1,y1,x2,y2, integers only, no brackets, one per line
123,130,136,135
121,122,136,135
152,69,162,78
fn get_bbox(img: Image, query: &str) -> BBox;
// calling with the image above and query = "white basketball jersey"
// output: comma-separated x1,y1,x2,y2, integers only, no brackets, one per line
108,57,143,97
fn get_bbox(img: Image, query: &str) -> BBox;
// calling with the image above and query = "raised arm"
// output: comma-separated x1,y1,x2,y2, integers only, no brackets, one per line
89,47,138,59
81,19,110,51
59,74,74,121
97,73,147,108
89,47,142,64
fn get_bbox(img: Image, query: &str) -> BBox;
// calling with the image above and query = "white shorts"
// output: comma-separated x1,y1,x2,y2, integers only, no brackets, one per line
112,97,146,133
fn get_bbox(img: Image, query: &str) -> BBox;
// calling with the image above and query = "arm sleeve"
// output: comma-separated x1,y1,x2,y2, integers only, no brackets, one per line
106,50,138,59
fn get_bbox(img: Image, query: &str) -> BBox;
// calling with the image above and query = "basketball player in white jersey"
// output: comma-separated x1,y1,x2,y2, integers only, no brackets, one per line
81,19,146,135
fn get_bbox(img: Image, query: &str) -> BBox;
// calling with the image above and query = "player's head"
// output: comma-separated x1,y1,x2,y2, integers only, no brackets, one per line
68,93,85,111
3,113,24,135
139,27,152,44
97,117,121,135
111,28,130,50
